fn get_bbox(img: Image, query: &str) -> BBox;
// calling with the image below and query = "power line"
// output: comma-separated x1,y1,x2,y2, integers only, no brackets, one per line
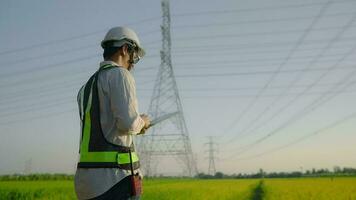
173,58,350,70
2,1,346,60
134,25,355,46
49,23,356,51
173,59,352,71
172,24,356,42
172,45,355,57
171,1,354,17
0,94,153,125
136,67,337,79
0,99,74,119
225,111,356,161
0,43,98,66
0,17,161,56
2,24,355,69
0,67,156,96
0,108,77,126
2,62,354,104
171,36,356,52
2,82,355,119
171,49,355,60
219,1,332,140
0,94,76,117
182,90,355,99
222,13,356,146
2,49,352,92
137,80,356,92
2,74,354,108
3,48,349,92
172,12,356,29
0,52,160,80
1,73,157,104
172,65,356,78
225,47,356,158
0,43,336,74
3,47,352,86
178,38,356,51
0,53,100,80
1,35,161,67
0,85,354,127
0,94,154,126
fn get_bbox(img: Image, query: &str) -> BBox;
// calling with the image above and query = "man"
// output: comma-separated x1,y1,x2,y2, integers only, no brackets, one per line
74,27,150,200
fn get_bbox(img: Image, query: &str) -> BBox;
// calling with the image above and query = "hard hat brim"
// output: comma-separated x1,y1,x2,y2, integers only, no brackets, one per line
101,39,146,58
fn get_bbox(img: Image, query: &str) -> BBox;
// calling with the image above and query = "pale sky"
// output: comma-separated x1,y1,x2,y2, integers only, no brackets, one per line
1,0,356,175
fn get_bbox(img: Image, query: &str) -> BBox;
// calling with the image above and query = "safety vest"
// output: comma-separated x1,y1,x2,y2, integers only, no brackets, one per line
77,64,140,170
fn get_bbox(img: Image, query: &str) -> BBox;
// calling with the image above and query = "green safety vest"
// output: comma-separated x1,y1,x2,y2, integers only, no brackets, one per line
77,64,140,170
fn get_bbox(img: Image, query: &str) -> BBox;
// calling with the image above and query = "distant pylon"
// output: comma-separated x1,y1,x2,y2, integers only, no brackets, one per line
205,136,218,175
136,0,197,177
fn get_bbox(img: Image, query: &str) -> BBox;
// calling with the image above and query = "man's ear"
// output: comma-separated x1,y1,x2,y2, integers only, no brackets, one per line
121,44,128,56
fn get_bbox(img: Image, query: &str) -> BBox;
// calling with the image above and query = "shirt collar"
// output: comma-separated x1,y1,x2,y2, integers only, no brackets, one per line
100,60,120,68
99,61,131,72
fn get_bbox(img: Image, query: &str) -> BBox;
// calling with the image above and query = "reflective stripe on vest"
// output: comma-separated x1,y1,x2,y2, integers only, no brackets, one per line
77,64,140,170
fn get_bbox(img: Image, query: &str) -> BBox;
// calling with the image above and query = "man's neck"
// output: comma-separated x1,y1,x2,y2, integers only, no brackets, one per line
105,58,129,70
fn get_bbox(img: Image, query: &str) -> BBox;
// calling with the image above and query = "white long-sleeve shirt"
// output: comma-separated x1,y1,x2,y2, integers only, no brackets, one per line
74,61,145,199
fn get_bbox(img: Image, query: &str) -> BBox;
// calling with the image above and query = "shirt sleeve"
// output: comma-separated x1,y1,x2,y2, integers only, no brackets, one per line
108,68,145,135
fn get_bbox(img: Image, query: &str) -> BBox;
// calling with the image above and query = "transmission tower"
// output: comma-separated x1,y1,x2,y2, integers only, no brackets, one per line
136,0,197,177
205,136,218,175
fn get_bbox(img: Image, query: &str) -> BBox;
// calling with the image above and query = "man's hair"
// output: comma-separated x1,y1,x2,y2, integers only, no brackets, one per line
102,41,137,60
103,46,121,60
102,41,126,60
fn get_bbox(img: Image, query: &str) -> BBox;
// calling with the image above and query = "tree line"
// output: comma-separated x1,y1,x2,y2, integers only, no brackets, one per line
0,173,73,181
0,166,355,181
195,167,356,179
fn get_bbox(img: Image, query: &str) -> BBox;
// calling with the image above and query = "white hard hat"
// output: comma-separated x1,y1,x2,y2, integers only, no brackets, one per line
101,26,145,57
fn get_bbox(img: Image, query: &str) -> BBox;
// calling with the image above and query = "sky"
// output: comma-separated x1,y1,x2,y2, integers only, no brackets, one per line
0,0,356,176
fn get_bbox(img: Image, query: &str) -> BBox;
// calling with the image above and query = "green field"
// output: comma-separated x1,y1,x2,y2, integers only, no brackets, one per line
1,177,356,200
264,178,356,200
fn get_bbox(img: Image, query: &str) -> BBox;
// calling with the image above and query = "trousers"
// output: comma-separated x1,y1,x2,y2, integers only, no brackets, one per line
89,176,140,200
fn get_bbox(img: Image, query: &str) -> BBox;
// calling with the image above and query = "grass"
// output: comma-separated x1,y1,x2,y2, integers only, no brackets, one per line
0,180,76,200
264,177,356,200
0,178,258,200
142,178,258,200
1,177,356,199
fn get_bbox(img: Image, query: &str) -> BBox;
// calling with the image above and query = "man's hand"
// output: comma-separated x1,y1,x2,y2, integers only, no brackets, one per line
138,114,151,135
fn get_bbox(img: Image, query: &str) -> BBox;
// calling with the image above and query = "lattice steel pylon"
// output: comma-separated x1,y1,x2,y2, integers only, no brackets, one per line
205,137,218,175
136,0,197,177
